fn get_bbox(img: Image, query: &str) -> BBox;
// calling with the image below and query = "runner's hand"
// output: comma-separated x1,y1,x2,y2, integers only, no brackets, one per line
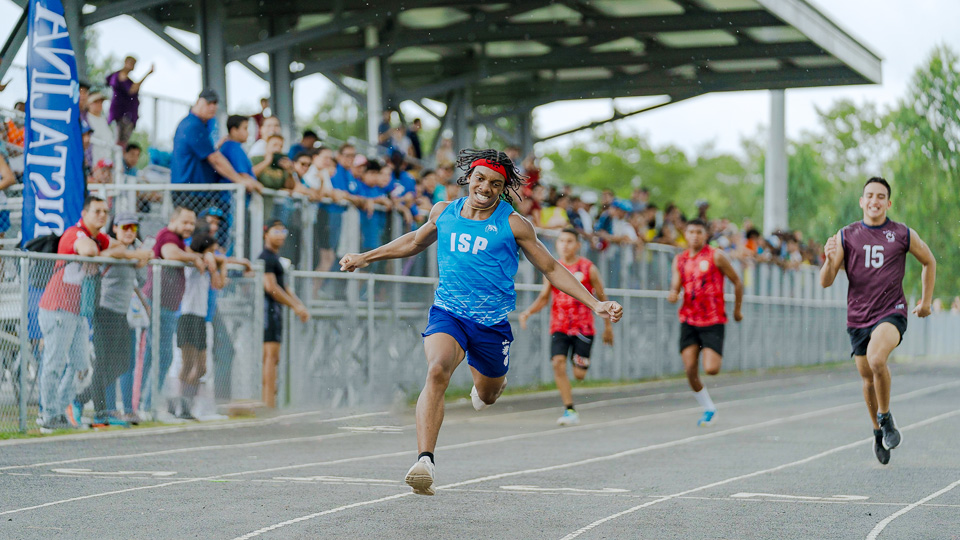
734,307,743,322
912,301,932,318
667,290,679,304
824,234,841,263
602,324,614,345
518,311,530,330
595,301,623,323
295,305,309,323
339,253,369,272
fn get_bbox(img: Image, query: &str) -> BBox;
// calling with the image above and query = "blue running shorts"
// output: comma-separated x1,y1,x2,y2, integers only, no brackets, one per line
422,305,514,378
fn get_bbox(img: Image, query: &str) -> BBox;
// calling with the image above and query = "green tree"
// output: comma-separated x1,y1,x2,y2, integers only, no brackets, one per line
886,45,960,297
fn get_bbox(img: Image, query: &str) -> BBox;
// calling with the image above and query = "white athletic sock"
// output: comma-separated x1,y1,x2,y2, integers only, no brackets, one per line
694,388,716,412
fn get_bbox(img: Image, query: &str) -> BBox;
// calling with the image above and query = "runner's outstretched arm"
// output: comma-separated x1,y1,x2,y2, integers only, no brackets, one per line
820,231,844,288
510,214,622,323
518,280,551,330
908,228,936,317
340,201,447,272
588,264,615,344
714,250,744,322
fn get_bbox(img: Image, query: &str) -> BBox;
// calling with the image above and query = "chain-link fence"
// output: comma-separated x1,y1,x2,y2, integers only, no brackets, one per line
0,250,263,434
281,270,852,409
89,183,247,258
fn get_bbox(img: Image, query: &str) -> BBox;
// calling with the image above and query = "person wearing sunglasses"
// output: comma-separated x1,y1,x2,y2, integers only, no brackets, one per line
72,212,152,427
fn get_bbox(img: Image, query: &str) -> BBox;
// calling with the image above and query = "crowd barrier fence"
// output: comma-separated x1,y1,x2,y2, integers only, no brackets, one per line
0,250,263,433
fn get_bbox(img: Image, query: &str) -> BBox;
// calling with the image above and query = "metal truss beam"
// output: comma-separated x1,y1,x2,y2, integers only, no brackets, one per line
82,0,186,26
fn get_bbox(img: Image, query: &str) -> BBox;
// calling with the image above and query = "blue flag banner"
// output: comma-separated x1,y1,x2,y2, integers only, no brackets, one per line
21,0,84,244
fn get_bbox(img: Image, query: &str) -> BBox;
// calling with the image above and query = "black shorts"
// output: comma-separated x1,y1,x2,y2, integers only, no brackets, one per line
177,314,207,349
265,304,283,343
679,323,725,355
847,314,907,357
551,332,594,369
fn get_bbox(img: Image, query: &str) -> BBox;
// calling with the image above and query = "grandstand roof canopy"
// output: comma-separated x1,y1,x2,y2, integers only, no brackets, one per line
80,0,880,118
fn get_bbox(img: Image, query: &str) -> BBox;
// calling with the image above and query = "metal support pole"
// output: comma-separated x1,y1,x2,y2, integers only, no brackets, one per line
0,8,28,82
518,112,534,157
763,89,788,234
366,274,375,392
150,262,162,417
269,47,294,141
18,258,29,432
62,0,88,78
365,26,382,146
197,0,228,132
234,186,246,259
453,88,472,152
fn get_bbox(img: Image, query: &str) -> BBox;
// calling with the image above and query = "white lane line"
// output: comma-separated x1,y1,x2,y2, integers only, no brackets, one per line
865,478,960,540
558,408,960,540
0,376,865,517
231,493,415,540
0,411,391,447
228,382,960,540
0,378,855,472
0,371,836,448
0,431,361,472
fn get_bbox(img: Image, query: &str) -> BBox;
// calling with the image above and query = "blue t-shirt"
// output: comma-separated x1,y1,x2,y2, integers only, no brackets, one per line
433,198,519,326
325,165,354,214
389,171,416,199
220,140,253,178
171,112,217,185
357,180,388,251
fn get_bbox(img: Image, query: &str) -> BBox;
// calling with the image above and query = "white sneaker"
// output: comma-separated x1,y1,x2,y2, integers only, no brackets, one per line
470,385,489,411
405,456,436,496
557,409,580,426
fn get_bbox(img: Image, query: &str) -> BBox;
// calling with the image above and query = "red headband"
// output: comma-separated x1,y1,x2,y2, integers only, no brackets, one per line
470,159,508,179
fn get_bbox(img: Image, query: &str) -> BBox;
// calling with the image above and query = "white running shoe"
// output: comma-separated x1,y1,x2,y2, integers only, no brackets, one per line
405,456,436,496
470,385,489,411
557,409,580,426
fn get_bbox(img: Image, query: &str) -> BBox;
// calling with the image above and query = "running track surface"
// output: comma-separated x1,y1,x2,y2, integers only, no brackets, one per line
1,360,958,539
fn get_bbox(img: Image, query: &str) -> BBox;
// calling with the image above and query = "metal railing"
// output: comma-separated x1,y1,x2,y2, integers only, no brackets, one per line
0,250,263,433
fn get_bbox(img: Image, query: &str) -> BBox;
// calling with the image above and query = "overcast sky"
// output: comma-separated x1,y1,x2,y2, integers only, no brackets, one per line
1,0,958,155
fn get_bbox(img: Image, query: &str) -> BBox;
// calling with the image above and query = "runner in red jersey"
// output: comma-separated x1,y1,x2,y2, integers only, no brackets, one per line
668,218,743,426
820,177,936,465
520,228,613,426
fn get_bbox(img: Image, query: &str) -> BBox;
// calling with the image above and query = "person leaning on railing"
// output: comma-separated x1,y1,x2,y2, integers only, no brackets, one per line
171,89,261,215
71,212,152,427
37,197,150,431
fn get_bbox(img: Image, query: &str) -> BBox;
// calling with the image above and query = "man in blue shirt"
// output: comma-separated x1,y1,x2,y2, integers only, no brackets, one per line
171,90,260,215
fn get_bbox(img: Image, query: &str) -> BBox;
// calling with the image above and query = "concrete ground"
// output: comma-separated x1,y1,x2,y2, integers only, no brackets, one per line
0,360,958,539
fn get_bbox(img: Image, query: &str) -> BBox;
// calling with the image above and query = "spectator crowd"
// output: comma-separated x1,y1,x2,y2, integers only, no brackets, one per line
7,53,959,433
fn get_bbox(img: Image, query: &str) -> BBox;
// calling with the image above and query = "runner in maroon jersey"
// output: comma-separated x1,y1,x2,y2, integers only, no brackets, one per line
820,177,936,465
668,219,743,426
519,228,613,426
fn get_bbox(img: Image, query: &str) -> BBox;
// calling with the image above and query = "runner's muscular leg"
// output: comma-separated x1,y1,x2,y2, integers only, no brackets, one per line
572,364,588,381
418,333,466,454
551,355,573,406
702,348,722,376
854,355,880,429
866,323,900,414
469,365,507,405
681,345,702,392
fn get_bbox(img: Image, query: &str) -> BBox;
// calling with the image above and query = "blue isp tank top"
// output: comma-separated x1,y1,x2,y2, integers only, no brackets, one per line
433,197,519,326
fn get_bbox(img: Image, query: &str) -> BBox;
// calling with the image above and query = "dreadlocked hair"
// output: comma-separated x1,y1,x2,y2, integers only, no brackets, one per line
455,148,528,204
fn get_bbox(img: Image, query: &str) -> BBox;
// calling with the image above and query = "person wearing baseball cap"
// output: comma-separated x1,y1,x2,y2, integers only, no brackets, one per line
171,87,261,228
71,210,152,427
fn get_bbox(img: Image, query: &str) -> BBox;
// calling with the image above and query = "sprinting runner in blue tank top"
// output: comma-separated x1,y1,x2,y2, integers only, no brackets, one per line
339,148,623,496
433,197,518,326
